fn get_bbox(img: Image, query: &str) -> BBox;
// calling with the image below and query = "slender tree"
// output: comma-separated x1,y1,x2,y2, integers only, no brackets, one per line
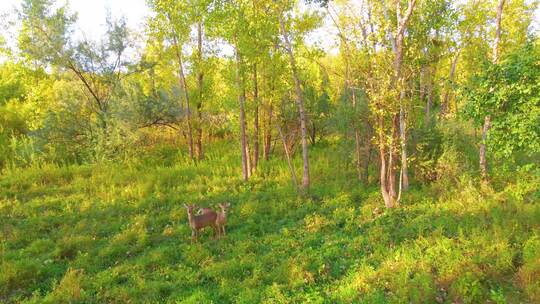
234,36,250,181
148,0,196,160
195,20,204,160
326,3,364,182
479,0,505,181
171,32,194,160
276,3,310,191
252,64,260,170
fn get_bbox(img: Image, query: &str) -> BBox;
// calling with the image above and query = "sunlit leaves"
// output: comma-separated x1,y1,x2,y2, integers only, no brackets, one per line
464,41,540,158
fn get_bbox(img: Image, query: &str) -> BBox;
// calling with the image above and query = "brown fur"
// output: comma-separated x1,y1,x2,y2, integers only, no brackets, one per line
184,204,218,242
215,202,230,237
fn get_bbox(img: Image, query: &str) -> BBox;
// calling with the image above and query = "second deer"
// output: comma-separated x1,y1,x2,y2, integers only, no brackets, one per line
215,202,230,237
199,202,230,238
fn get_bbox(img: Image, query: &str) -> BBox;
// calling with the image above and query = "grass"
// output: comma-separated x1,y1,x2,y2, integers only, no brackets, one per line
1,140,539,303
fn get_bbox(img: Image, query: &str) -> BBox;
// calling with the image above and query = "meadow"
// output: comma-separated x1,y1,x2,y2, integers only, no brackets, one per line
1,140,539,303
2,0,540,302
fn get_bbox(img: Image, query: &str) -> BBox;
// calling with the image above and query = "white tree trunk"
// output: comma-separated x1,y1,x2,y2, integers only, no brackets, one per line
278,13,310,191
234,40,249,181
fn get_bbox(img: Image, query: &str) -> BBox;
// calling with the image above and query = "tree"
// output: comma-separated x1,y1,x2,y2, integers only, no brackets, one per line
19,0,135,159
479,0,505,180
275,0,312,192
370,0,417,208
465,40,540,160
191,1,213,160
325,2,365,182
235,35,250,181
210,0,253,181
148,0,196,160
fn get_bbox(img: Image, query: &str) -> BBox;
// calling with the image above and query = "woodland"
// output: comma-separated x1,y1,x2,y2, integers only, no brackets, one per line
0,0,539,303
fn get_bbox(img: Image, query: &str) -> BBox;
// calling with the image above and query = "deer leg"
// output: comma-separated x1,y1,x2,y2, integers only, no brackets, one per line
222,225,226,236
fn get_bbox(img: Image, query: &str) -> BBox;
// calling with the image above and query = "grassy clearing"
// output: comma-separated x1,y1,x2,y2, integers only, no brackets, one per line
1,141,539,303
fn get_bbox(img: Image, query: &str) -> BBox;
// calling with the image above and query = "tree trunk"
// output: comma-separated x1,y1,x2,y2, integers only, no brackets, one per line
264,103,273,161
425,71,433,124
492,0,505,63
172,34,194,160
480,0,505,180
380,0,416,206
441,51,460,116
278,13,310,191
234,40,249,181
246,138,252,176
394,0,415,200
378,116,394,208
195,21,204,160
399,100,409,191
351,87,363,182
253,64,260,170
389,114,399,201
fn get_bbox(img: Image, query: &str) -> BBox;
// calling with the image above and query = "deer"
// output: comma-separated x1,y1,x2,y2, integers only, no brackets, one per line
183,204,218,242
198,202,231,238
215,202,231,238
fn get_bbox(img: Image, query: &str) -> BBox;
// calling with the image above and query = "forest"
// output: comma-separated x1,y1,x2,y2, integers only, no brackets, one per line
1,0,539,302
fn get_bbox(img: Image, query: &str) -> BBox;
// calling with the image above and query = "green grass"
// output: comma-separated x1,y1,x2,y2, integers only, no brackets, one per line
1,141,539,303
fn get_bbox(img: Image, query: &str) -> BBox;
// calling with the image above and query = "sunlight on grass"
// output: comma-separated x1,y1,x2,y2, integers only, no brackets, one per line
0,141,539,303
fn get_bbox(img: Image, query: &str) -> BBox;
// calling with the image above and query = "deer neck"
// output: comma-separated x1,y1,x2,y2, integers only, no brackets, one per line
218,209,227,220
187,212,195,227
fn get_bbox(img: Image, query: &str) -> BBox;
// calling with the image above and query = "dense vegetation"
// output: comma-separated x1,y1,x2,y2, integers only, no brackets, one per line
1,0,539,303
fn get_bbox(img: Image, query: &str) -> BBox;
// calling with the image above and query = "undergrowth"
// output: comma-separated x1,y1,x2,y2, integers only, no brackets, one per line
1,141,539,303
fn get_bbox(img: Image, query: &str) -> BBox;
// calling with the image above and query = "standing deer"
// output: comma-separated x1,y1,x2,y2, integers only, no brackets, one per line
198,202,231,238
216,202,231,238
183,204,218,242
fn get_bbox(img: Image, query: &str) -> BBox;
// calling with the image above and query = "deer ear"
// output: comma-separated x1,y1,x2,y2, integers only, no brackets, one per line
183,203,188,209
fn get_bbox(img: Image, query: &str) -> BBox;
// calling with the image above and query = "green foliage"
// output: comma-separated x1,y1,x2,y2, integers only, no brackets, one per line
0,62,50,168
15,0,138,164
1,141,539,303
464,41,540,158
411,119,478,185
121,80,183,129
304,83,333,144
18,0,76,66
1,0,539,302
